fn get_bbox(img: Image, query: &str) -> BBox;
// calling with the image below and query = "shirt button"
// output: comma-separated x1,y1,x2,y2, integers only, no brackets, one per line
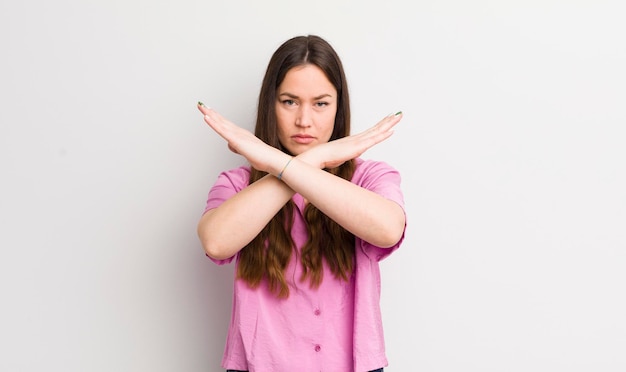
314,309,321,316
314,344,321,352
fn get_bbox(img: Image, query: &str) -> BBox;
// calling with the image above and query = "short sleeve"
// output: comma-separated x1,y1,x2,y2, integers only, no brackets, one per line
352,159,406,261
202,166,251,265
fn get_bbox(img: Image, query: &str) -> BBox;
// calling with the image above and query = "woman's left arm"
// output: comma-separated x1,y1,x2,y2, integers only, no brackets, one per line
283,113,405,247
278,157,405,248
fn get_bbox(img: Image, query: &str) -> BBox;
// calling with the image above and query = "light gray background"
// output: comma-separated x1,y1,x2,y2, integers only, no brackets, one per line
1,0,625,371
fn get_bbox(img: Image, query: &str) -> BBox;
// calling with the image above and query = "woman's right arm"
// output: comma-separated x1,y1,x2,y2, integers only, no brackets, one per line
198,173,294,260
196,104,300,259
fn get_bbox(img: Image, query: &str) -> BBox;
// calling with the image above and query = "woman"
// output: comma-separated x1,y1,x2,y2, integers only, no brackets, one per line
197,35,406,372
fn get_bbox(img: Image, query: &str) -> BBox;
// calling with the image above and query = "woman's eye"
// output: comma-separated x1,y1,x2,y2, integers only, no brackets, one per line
315,101,328,107
282,99,296,106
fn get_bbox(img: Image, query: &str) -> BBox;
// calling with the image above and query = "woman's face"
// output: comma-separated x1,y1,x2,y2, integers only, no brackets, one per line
275,64,337,156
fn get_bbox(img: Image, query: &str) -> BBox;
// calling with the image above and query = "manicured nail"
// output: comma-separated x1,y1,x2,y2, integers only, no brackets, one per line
395,111,402,116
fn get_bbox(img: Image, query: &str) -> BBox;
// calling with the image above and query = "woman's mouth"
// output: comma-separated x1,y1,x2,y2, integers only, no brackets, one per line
292,134,315,144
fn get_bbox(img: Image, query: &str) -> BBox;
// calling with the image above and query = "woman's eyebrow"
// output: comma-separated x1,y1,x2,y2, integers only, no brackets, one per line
313,93,333,100
278,92,333,100
278,92,299,99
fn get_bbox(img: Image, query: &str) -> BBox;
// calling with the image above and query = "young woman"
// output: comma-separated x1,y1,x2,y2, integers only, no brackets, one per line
197,35,406,372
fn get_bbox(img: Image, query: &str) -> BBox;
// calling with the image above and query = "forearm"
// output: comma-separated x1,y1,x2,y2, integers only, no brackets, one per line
280,157,405,248
198,174,295,259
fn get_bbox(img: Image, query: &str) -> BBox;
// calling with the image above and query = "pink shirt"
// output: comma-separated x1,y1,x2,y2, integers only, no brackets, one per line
204,158,406,372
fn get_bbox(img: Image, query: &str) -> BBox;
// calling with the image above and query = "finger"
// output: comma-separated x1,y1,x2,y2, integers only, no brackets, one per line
383,111,403,125
199,104,225,127
358,113,400,137
369,124,395,143
207,108,229,124
197,101,211,115
199,105,221,123
203,113,227,136
363,113,401,143
202,108,231,131
375,111,403,132
198,103,231,128
201,108,224,132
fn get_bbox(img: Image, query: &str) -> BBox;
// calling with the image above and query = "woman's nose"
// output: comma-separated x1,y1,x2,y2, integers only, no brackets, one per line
295,106,313,127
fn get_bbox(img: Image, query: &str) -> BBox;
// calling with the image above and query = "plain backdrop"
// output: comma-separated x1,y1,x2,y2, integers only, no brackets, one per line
1,0,625,371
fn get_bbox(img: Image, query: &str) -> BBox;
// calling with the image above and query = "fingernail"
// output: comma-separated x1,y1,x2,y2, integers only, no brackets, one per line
395,111,402,116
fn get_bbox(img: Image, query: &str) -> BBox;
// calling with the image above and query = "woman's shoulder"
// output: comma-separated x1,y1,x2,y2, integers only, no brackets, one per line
214,165,252,190
220,164,251,177
354,157,399,177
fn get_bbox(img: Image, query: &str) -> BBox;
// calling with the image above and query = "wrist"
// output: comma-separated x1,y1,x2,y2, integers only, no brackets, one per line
276,157,293,180
294,151,323,170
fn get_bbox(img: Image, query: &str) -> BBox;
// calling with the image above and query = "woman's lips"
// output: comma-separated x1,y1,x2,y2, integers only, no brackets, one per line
292,134,315,144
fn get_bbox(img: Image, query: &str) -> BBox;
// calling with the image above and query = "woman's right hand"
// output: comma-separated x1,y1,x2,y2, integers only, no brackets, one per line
298,111,403,169
198,103,288,175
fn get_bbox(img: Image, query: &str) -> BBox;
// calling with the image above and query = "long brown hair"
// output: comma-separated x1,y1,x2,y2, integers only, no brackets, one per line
237,35,356,298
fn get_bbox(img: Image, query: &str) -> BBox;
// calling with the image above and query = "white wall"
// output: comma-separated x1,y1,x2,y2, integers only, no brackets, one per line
1,1,625,371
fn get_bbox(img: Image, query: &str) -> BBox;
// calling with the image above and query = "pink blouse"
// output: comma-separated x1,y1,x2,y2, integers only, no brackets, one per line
203,158,406,372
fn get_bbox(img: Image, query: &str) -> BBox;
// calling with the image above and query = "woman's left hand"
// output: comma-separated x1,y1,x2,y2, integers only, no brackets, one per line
298,111,403,169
